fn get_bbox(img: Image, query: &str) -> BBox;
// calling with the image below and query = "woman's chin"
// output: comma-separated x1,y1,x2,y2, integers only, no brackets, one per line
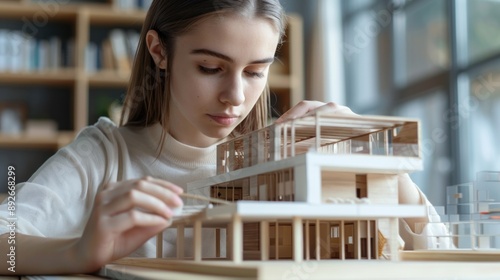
203,128,234,141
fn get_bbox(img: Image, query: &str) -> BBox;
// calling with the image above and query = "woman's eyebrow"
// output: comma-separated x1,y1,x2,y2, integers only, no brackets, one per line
191,48,275,64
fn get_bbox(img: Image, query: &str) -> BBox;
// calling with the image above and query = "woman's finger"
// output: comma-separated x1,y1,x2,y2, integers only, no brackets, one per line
107,209,171,233
100,177,183,208
101,188,174,219
302,102,356,117
275,100,324,123
146,177,184,194
130,177,184,209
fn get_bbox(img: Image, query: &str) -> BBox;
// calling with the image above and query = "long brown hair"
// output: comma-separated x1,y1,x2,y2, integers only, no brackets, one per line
121,0,286,150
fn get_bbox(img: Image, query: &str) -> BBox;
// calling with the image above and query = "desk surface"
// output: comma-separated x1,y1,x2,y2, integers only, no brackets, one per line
97,258,500,280
4,256,499,280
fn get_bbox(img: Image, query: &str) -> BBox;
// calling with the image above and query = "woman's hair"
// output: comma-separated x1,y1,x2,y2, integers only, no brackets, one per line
121,0,286,148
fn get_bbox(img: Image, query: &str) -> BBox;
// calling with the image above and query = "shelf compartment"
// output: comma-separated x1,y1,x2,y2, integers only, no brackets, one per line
0,3,78,20
0,70,77,86
88,70,130,87
0,131,74,149
88,8,146,26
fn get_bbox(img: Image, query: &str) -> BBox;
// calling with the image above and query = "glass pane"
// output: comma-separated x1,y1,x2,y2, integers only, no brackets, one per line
342,0,377,15
467,0,500,63
404,0,449,84
343,4,393,112
467,62,500,180
392,91,450,206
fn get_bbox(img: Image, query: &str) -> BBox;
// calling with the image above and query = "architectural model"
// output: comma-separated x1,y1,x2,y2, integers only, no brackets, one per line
420,171,500,250
100,114,500,278
398,171,500,262
157,112,429,263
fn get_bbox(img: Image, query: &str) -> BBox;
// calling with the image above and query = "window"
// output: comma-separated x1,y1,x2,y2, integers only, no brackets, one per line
464,61,500,180
392,90,449,205
342,0,500,205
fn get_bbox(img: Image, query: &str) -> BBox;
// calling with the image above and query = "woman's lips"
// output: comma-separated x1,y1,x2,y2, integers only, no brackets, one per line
208,115,238,126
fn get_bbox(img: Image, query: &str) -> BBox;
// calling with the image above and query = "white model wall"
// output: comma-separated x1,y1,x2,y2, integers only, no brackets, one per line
366,174,398,204
321,172,356,201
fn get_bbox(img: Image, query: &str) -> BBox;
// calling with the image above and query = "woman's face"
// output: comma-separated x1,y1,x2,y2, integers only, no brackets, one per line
168,13,280,147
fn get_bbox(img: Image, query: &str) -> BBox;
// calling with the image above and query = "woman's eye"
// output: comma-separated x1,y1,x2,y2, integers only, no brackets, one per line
246,71,265,78
199,66,221,74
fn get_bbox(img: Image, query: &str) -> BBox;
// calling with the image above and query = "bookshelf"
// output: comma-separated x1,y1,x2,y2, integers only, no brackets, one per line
0,0,304,151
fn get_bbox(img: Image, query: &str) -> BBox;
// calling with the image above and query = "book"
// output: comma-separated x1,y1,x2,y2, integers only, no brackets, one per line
25,35,36,71
109,29,131,73
101,38,115,70
126,30,140,64
38,39,49,71
85,41,98,73
0,30,9,71
49,36,61,70
9,31,25,72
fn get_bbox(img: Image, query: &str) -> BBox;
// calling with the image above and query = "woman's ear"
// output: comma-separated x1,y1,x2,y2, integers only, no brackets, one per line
146,30,167,69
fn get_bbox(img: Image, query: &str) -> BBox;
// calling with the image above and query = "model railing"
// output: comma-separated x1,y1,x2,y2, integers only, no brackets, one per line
217,113,420,174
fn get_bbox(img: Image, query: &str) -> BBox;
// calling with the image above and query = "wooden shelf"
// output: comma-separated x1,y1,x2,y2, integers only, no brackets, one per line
88,7,146,26
88,70,130,87
0,2,77,20
0,131,75,149
0,70,77,86
0,3,303,152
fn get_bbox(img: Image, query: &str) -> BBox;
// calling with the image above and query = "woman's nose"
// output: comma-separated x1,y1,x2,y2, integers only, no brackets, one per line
219,74,245,106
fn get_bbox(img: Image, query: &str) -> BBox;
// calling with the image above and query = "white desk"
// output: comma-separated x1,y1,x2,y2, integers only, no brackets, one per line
98,258,500,280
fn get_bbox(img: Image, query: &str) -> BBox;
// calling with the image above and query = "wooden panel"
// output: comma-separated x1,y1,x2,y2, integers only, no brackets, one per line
88,70,129,87
400,250,500,261
356,174,368,198
0,131,74,149
105,258,500,279
0,2,77,20
0,71,76,86
211,186,243,202
344,222,355,259
393,122,419,144
269,224,293,259
366,174,398,204
243,223,259,253
87,7,146,25
111,258,258,278
321,172,356,202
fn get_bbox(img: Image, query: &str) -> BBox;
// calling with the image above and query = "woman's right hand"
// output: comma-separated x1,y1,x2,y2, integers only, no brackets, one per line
76,176,183,272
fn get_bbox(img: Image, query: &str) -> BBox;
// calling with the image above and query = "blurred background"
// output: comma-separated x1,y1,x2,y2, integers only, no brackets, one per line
0,0,499,207
287,0,500,207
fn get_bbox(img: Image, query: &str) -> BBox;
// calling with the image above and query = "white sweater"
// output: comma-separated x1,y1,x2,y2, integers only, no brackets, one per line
0,117,451,257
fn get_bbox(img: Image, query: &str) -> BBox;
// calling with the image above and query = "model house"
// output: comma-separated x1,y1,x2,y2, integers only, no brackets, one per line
161,112,428,262
431,171,500,250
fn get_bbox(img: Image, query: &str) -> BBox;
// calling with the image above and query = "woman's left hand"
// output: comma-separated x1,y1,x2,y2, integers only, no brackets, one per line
275,100,356,124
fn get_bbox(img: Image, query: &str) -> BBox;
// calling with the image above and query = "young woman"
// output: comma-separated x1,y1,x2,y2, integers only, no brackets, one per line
0,0,449,275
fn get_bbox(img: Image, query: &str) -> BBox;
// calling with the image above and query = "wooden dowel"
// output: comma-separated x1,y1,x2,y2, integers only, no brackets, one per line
179,192,231,205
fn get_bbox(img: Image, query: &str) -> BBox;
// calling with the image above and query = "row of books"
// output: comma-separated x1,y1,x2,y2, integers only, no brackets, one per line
86,29,140,73
0,30,74,72
0,28,140,74
115,0,153,10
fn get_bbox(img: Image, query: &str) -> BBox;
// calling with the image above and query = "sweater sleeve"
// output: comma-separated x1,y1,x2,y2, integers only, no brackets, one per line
399,188,455,250
0,118,120,238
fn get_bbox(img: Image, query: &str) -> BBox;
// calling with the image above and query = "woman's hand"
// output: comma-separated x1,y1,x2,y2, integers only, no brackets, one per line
398,173,429,233
76,176,183,272
275,101,355,123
